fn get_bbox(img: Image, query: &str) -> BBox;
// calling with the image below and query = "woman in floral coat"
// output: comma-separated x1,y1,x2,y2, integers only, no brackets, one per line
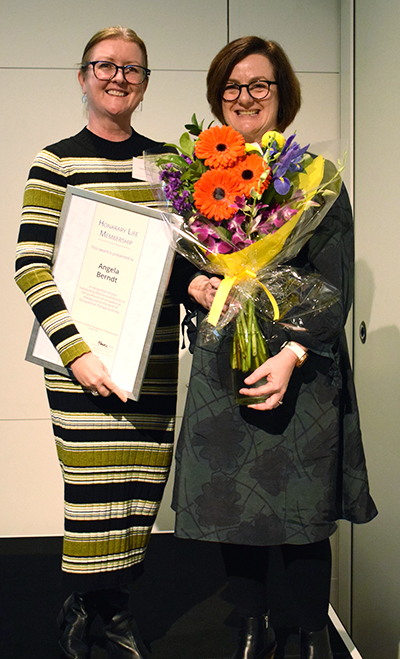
172,36,377,659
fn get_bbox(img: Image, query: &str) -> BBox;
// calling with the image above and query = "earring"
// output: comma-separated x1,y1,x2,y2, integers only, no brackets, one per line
135,101,143,113
82,94,87,104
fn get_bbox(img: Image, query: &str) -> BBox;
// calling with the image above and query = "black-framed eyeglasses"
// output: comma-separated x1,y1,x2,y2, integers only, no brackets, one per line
83,61,151,84
222,80,277,101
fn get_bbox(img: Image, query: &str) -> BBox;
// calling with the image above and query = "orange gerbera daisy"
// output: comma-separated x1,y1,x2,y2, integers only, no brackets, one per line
193,168,242,222
194,125,246,168
232,154,271,197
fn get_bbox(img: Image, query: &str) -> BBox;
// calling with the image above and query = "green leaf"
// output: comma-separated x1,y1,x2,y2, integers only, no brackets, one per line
163,142,180,151
180,159,207,183
184,123,201,136
191,159,207,174
184,114,214,136
179,132,195,157
184,114,203,136
156,153,189,169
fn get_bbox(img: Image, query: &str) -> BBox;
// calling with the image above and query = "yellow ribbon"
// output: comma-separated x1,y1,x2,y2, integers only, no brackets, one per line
208,271,280,326
206,155,326,327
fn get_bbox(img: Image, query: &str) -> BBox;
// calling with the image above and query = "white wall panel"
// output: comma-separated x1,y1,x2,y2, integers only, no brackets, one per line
0,0,227,70
353,437,400,658
0,420,64,536
229,0,339,72
288,72,339,146
0,69,87,421
133,70,215,143
353,1,400,656
1,1,344,544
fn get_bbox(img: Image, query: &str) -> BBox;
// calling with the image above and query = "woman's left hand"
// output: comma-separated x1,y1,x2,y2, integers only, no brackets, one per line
70,352,128,402
239,348,299,411
188,275,222,310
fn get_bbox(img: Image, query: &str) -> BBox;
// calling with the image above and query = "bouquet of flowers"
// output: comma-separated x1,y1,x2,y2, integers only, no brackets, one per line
147,115,343,400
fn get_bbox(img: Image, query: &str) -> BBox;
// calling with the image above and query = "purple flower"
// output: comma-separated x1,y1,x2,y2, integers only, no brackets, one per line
226,213,254,249
216,240,233,253
257,204,297,235
273,176,291,195
273,134,310,181
172,195,192,214
226,213,245,233
189,218,234,254
233,194,247,210
190,218,217,242
159,164,193,214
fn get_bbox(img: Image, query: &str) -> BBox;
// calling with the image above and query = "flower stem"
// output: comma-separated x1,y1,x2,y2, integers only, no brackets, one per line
231,298,268,373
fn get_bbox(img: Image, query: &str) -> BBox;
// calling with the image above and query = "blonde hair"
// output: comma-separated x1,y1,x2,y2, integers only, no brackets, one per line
80,26,148,73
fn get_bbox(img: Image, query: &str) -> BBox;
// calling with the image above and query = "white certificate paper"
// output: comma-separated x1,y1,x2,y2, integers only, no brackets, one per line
26,186,174,400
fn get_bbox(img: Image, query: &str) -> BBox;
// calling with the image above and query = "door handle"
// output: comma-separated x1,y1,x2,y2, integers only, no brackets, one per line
359,321,367,344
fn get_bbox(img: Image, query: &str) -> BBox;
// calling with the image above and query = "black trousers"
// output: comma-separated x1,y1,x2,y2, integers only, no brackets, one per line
220,539,332,632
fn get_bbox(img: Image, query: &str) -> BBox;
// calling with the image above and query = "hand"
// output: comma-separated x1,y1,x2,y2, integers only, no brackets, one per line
188,275,222,310
70,352,128,402
239,348,299,411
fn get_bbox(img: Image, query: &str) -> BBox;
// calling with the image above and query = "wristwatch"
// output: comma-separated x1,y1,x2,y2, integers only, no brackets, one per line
280,341,308,367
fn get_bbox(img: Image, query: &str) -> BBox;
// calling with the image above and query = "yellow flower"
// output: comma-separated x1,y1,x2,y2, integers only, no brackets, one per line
244,142,263,155
261,131,286,150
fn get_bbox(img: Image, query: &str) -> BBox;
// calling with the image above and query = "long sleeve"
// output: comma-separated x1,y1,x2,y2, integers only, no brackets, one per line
15,149,91,366
275,184,354,358
15,127,171,367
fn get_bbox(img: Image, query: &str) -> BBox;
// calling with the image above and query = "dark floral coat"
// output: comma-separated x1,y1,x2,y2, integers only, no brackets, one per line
172,185,377,546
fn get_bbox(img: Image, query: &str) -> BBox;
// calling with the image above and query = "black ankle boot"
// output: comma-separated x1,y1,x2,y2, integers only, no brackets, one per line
57,592,95,659
104,611,149,659
300,626,333,659
232,614,277,659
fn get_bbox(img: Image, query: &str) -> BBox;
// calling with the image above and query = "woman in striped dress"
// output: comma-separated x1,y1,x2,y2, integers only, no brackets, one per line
15,26,192,659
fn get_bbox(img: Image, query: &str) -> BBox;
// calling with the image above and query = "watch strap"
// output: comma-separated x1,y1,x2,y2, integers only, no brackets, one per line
280,341,308,367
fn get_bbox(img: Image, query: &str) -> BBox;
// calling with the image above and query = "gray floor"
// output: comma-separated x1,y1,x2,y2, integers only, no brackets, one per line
0,535,356,659
87,586,353,658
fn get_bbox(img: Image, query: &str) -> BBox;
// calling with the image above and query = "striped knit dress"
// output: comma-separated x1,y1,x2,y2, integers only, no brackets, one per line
15,127,188,590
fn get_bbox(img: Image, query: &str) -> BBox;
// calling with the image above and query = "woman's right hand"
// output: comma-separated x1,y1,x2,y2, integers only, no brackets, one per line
70,352,128,402
188,275,222,310
239,348,299,410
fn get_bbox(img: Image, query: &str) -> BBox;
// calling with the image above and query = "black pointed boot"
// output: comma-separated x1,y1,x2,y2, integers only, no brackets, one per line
104,611,149,659
232,613,277,659
300,626,333,659
57,592,95,659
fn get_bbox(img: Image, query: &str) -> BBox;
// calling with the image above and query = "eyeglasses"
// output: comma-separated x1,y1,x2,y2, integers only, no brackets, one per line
222,80,277,101
83,61,151,84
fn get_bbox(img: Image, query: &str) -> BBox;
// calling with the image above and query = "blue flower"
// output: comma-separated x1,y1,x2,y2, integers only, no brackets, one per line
273,176,291,195
274,134,310,180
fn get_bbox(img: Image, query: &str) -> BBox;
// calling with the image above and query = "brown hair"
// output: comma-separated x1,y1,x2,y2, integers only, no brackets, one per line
207,36,301,132
80,26,148,73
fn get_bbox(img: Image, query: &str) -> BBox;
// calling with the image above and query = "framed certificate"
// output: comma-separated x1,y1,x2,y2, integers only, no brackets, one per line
26,186,175,401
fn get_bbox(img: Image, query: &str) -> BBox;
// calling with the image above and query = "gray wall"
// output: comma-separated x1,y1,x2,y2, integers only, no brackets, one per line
0,0,342,537
352,1,400,657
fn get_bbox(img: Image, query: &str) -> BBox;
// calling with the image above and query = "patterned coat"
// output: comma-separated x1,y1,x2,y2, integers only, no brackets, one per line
172,185,378,546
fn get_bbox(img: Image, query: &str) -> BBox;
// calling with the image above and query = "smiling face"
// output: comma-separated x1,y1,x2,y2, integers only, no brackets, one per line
222,53,279,144
78,37,148,138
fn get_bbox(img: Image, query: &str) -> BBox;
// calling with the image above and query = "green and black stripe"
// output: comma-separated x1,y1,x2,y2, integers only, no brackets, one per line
15,127,182,589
